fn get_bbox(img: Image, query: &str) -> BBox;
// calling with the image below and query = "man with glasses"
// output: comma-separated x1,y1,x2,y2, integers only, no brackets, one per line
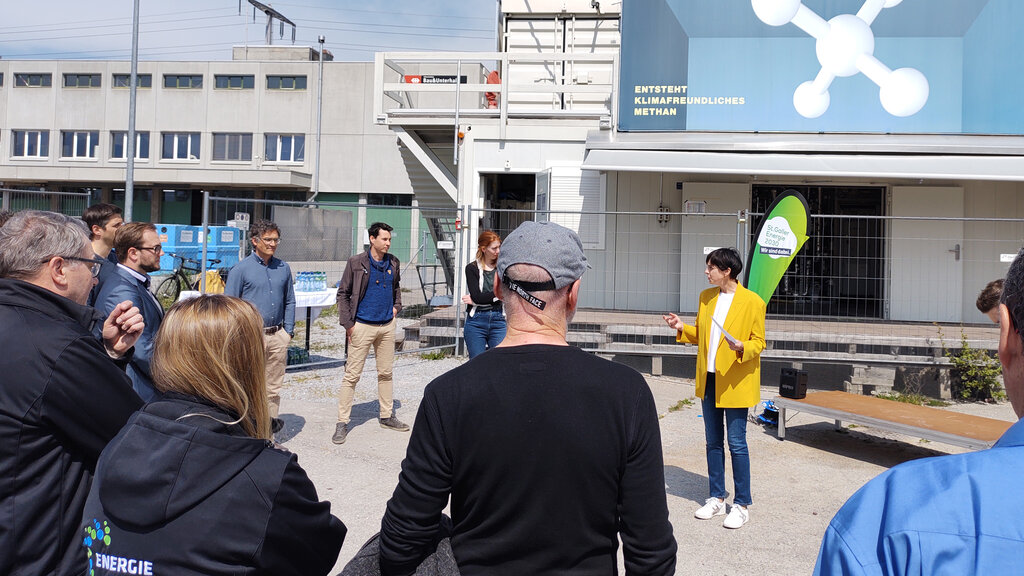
0,210,144,576
815,246,1024,575
82,202,124,306
94,221,166,401
225,218,296,434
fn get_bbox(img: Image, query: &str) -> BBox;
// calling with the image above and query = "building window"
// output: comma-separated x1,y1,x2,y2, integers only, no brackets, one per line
61,131,100,159
113,74,152,88
163,75,203,89
266,75,307,90
63,74,101,88
161,132,200,160
12,130,49,158
264,133,305,163
111,131,150,160
212,133,253,161
214,75,255,90
0,73,4,87
14,73,52,87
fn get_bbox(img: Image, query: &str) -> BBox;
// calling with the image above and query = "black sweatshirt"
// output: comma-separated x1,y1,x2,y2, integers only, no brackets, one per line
380,345,677,576
0,279,143,576
80,393,346,576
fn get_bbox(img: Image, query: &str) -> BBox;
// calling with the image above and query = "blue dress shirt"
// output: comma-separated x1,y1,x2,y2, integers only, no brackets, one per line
814,417,1024,575
224,252,296,334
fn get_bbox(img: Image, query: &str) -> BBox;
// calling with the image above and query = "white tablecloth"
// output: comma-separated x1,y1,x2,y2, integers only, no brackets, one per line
296,289,335,322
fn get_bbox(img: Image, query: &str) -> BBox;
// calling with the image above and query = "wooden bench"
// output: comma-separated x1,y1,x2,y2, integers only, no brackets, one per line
774,391,1012,451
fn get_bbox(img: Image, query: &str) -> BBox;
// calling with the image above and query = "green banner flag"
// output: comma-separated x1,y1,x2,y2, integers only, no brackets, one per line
744,190,811,304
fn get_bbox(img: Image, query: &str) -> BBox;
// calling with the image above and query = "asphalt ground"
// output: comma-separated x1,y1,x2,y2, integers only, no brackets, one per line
275,350,1016,575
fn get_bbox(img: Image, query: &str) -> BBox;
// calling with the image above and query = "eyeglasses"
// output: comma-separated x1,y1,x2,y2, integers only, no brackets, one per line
259,237,281,245
56,255,105,278
135,244,162,254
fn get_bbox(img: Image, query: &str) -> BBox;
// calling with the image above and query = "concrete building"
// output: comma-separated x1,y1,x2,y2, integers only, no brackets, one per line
377,0,1024,325
0,45,425,259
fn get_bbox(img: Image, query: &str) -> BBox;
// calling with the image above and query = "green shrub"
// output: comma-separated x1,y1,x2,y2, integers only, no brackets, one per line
938,325,1005,401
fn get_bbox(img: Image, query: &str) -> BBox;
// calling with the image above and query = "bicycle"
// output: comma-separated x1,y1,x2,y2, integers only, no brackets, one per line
155,252,224,306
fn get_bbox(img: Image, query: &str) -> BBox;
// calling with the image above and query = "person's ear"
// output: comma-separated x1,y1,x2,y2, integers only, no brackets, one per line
567,278,581,311
998,303,1021,367
48,257,71,289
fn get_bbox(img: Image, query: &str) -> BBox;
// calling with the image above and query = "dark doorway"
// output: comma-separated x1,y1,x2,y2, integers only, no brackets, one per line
481,172,536,240
751,185,885,319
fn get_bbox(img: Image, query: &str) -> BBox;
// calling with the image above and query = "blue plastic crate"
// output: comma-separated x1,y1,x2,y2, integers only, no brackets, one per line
207,226,242,248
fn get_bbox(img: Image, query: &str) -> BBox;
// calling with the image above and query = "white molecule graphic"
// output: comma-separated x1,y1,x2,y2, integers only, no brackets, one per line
751,0,928,118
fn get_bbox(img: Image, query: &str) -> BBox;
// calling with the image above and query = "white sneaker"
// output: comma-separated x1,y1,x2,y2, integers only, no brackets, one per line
723,504,749,529
694,497,727,520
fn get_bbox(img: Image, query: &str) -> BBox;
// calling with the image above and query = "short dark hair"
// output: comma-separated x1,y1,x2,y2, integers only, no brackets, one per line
706,247,743,280
977,279,1004,314
369,222,393,239
113,222,157,264
249,219,280,240
1002,250,1024,345
82,203,123,238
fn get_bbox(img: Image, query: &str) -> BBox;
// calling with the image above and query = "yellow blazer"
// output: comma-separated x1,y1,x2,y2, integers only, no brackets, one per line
676,283,766,408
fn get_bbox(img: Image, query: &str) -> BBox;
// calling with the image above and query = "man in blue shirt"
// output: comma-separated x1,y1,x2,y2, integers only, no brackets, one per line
225,219,296,434
333,222,408,444
814,248,1024,575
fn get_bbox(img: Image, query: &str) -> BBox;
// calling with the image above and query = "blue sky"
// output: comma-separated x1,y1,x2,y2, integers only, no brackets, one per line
0,0,499,61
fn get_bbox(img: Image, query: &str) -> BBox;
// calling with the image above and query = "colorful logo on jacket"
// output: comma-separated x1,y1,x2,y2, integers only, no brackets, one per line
83,519,111,575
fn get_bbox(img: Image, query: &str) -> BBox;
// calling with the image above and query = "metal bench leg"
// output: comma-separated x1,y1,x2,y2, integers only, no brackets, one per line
777,407,787,440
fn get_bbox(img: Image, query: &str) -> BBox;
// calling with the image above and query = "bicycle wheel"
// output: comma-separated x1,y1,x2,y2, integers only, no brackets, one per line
155,275,182,304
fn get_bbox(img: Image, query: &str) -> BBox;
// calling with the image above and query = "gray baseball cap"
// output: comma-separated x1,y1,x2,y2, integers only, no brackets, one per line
497,220,589,290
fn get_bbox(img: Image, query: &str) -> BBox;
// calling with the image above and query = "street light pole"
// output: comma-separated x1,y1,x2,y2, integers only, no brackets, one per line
311,34,325,203
125,0,140,222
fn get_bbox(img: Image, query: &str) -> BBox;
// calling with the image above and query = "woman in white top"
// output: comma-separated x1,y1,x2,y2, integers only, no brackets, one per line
663,247,766,529
461,230,506,359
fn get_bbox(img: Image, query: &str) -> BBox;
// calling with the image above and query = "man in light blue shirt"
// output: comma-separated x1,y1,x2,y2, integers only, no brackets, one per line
225,218,295,434
814,247,1024,575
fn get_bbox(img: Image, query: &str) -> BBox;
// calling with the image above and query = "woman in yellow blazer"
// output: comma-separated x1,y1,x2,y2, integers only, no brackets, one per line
663,248,766,530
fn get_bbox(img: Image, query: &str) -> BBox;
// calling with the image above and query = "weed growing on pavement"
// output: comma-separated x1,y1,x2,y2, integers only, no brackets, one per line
876,391,949,407
936,324,1005,401
667,398,694,412
420,349,451,360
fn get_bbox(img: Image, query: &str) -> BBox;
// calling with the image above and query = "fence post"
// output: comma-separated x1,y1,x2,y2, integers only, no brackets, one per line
737,209,749,263
200,190,210,293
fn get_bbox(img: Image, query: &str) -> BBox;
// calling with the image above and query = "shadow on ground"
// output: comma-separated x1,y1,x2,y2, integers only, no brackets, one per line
757,421,950,468
664,465,710,506
348,399,406,428
275,413,307,443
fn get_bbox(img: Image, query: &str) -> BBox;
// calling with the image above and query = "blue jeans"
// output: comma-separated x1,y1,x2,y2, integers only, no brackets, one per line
702,373,752,506
464,308,506,359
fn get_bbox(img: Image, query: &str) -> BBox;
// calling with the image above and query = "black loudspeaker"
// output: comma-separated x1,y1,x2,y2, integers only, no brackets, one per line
779,367,808,399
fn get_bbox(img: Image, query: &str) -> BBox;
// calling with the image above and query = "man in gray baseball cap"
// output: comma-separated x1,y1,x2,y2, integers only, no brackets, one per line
379,221,676,575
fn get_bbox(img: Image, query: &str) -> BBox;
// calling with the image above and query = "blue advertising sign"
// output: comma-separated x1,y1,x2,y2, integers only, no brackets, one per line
618,0,1024,134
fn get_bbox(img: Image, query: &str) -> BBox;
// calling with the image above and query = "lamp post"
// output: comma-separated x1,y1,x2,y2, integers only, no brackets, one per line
125,0,140,222
311,34,325,203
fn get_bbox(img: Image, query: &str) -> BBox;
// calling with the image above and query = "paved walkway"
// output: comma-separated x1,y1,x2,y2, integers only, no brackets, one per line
275,355,1015,574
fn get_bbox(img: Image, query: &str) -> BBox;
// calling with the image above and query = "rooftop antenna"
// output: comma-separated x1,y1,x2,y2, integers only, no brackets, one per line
241,0,296,45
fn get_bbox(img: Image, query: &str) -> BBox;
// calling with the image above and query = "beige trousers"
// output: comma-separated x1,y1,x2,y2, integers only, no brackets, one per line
264,328,291,418
337,320,395,423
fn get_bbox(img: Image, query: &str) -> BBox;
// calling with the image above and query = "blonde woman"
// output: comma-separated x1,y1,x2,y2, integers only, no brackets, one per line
461,230,506,358
80,295,346,575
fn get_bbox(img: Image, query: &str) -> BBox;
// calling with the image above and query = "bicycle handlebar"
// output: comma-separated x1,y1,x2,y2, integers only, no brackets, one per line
165,252,222,267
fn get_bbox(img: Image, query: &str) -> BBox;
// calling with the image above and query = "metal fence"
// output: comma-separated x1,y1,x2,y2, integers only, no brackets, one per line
1,187,91,217
5,190,1015,368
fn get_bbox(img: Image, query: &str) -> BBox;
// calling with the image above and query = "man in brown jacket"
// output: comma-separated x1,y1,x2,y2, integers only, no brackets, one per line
334,222,408,444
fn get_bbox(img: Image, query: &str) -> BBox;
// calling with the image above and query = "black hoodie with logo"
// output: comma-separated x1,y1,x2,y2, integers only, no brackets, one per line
80,392,346,576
